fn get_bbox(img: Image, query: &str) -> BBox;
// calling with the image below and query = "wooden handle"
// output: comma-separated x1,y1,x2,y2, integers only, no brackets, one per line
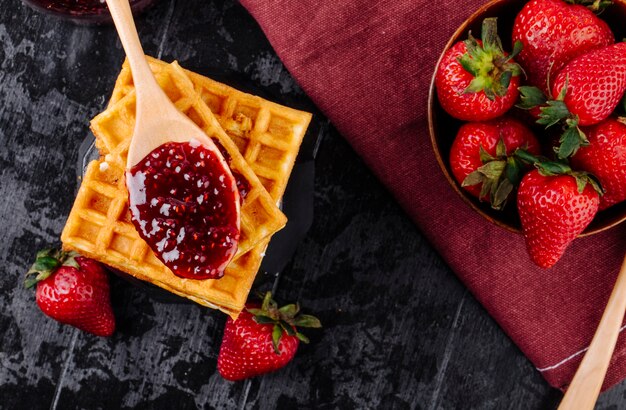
105,0,167,113
558,253,626,410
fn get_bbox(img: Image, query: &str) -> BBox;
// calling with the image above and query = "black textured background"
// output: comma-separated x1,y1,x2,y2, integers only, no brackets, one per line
1,0,626,408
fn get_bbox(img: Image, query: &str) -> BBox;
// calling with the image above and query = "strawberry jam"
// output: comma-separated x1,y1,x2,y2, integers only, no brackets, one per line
126,139,240,280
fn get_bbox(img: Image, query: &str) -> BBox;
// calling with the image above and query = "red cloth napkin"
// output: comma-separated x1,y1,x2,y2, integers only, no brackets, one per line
238,0,626,390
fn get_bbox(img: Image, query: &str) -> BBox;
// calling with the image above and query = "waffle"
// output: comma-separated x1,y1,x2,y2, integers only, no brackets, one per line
62,60,312,317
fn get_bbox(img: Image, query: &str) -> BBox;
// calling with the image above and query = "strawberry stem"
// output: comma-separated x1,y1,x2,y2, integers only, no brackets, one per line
247,292,322,354
462,139,527,210
24,249,79,289
458,17,522,100
514,149,605,195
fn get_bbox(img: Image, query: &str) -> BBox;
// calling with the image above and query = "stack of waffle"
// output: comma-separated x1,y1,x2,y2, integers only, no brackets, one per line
61,59,312,318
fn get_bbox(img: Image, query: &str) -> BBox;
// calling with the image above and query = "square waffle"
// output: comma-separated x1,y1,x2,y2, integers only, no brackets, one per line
62,60,312,317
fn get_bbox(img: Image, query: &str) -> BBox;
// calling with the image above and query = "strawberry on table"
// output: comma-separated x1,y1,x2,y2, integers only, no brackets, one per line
571,117,626,210
450,117,541,209
218,292,321,381
516,159,603,268
436,17,522,121
512,0,614,94
24,249,115,337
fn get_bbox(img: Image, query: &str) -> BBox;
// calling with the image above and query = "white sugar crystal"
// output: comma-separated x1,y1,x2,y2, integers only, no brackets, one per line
163,248,180,262
99,162,109,172
159,204,171,216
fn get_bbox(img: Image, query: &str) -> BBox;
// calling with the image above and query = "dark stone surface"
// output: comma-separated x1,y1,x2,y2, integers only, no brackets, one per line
0,0,624,408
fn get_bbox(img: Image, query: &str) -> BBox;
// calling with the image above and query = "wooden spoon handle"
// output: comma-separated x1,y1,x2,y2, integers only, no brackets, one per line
559,253,626,410
105,0,166,108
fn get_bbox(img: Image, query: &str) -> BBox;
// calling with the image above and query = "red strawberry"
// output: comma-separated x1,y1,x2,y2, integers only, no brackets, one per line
25,249,115,337
517,163,602,268
218,292,321,381
571,118,626,210
550,42,626,127
436,17,522,121
512,0,613,94
450,117,541,209
523,43,626,160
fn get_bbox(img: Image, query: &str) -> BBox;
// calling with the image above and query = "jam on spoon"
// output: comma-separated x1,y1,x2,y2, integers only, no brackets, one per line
126,139,241,280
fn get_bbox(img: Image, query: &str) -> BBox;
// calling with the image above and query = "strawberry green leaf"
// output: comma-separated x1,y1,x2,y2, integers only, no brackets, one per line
296,332,310,344
492,178,513,210
511,40,523,59
24,249,65,289
479,145,496,163
272,325,282,354
535,161,572,177
261,291,272,312
465,77,488,95
571,172,605,195
506,157,522,186
462,170,485,187
538,100,571,128
585,173,606,196
280,320,296,336
517,86,547,110
476,160,506,179
31,256,61,274
479,178,493,200
575,174,588,194
556,75,569,101
253,315,276,325
246,308,265,316
499,71,512,90
495,138,507,158
278,303,299,318
61,251,80,269
293,314,322,328
513,149,542,165
458,54,479,77
555,125,588,159
481,17,499,53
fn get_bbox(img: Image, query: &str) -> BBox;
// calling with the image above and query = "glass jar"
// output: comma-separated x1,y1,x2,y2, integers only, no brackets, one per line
22,0,157,24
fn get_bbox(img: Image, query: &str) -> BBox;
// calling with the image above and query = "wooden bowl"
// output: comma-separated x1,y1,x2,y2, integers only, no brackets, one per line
427,0,626,237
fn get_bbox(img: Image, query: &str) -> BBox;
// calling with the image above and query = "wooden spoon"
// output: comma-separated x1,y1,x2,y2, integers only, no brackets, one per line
104,0,240,278
104,0,232,171
559,253,626,410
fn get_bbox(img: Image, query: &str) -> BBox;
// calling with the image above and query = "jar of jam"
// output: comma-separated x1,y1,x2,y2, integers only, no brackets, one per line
22,0,157,23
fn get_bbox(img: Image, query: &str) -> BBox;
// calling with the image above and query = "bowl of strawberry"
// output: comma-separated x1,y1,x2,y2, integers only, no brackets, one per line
428,0,626,268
